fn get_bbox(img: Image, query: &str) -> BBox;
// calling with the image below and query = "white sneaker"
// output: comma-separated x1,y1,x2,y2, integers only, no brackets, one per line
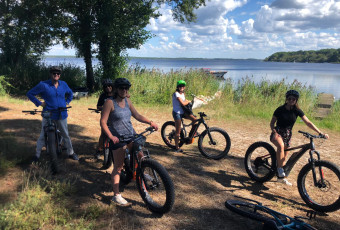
112,194,129,205
277,178,292,186
277,167,286,178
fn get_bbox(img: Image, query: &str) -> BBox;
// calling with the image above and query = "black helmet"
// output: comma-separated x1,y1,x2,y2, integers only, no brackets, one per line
102,79,113,88
114,78,131,88
49,66,62,73
286,90,299,99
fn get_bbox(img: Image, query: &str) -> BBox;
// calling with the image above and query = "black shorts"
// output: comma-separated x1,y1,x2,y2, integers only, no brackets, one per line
271,127,292,147
109,140,132,150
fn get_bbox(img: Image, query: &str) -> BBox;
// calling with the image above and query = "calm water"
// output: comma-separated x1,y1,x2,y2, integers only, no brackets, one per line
42,57,340,99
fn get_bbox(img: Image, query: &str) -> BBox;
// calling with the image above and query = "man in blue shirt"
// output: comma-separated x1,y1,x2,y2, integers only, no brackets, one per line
27,66,79,162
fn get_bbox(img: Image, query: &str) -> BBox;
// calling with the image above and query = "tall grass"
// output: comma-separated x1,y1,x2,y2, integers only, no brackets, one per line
115,69,339,132
121,68,220,104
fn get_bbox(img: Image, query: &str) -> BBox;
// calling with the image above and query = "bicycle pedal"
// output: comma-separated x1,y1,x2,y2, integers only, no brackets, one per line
306,210,317,219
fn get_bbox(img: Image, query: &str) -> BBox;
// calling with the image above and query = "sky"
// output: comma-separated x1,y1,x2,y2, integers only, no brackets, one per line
47,0,340,59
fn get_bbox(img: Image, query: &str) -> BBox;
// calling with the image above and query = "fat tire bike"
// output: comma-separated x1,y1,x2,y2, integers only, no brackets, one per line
161,95,231,160
114,127,175,214
244,130,340,212
23,107,70,174
225,196,317,230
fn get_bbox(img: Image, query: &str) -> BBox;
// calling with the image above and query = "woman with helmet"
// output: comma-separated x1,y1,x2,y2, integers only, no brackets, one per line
172,80,197,153
100,77,158,205
270,89,329,186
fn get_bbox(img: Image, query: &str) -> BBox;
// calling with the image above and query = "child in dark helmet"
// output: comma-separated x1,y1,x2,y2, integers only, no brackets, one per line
270,90,329,186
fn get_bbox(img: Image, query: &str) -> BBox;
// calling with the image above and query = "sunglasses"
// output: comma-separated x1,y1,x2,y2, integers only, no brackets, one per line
104,85,112,88
287,97,297,101
52,72,61,75
118,86,130,90
178,84,186,88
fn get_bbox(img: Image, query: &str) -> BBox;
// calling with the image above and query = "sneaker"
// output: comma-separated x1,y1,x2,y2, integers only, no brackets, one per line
69,153,79,161
112,194,129,205
277,178,292,186
277,167,285,178
175,148,183,153
31,155,39,164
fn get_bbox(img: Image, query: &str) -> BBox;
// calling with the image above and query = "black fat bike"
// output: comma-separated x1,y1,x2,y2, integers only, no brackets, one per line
225,196,317,230
161,110,231,160
23,107,70,174
111,127,175,214
244,130,340,212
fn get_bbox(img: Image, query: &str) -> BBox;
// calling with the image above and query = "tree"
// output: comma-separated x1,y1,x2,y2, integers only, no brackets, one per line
0,0,68,89
62,0,207,90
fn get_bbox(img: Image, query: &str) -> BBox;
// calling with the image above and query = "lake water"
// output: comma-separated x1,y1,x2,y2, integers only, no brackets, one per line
42,57,340,99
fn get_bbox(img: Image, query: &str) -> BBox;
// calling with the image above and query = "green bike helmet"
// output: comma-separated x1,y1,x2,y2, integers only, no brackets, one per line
177,80,187,87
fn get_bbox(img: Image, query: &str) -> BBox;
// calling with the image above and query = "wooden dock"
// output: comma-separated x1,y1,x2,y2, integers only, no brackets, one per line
314,93,334,119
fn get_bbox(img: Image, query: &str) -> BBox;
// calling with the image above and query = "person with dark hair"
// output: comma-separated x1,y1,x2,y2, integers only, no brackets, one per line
270,90,329,185
27,66,79,163
93,79,115,159
172,80,197,153
100,78,158,205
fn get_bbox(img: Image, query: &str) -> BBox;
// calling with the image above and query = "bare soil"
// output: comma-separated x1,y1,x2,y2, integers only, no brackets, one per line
0,97,339,230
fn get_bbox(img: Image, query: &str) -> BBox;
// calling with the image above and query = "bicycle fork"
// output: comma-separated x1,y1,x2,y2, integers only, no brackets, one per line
309,150,326,188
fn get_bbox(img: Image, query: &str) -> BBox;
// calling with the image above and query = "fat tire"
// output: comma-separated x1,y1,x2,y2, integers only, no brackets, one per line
47,131,59,174
161,121,185,149
298,160,340,212
136,159,175,214
245,142,276,182
198,127,231,160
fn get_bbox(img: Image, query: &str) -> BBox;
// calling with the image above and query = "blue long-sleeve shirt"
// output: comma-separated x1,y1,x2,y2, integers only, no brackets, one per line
27,80,73,120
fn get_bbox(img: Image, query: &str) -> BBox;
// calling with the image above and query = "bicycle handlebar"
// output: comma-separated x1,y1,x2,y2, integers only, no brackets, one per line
88,108,101,113
118,127,155,142
22,106,71,115
298,130,326,139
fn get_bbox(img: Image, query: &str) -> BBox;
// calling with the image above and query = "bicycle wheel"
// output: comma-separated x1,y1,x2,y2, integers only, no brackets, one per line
161,121,185,149
244,142,276,182
298,160,340,212
47,131,59,174
198,127,231,160
225,200,288,223
136,159,175,214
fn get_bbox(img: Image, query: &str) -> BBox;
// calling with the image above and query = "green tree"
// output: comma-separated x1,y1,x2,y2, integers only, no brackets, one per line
62,0,206,91
0,0,67,89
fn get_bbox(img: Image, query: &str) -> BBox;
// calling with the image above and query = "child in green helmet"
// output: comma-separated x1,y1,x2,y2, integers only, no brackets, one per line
172,80,197,152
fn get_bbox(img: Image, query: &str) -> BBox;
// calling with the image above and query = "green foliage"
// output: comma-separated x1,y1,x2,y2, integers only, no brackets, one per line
124,68,219,104
264,48,340,63
0,76,13,95
0,59,86,94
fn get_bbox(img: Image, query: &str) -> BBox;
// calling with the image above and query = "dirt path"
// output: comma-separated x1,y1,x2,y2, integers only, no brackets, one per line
0,97,339,229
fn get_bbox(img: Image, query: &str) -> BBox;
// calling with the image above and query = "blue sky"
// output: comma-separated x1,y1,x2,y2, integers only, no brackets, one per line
47,0,340,59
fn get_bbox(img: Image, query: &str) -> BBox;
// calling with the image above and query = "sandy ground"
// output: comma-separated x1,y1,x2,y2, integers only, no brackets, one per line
0,96,339,230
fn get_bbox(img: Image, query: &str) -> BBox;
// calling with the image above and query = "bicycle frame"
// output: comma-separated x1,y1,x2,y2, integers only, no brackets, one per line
181,112,213,142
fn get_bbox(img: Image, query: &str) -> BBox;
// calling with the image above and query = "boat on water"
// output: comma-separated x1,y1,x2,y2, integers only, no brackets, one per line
202,68,227,78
